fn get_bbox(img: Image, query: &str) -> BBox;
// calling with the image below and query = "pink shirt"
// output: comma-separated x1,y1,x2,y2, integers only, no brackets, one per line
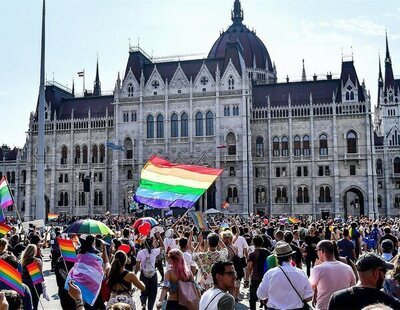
309,260,356,310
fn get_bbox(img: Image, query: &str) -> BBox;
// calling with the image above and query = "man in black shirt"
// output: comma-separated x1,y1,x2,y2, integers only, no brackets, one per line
304,226,320,276
379,226,398,257
328,253,400,310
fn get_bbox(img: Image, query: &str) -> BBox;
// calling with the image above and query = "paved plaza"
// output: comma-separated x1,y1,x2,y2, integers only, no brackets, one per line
41,249,250,310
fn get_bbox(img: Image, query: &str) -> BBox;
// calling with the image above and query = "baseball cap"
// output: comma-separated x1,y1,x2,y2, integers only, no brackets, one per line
356,253,394,272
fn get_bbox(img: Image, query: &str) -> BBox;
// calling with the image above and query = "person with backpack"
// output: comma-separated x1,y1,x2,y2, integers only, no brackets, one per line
156,249,200,309
135,232,164,310
106,250,145,308
244,235,270,310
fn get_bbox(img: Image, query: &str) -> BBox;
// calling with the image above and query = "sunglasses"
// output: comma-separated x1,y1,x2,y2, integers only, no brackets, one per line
223,271,237,276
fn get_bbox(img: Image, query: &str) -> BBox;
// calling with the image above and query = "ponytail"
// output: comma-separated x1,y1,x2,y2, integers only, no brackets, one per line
108,250,127,289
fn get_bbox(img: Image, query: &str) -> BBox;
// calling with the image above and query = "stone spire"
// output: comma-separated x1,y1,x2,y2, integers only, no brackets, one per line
231,0,244,25
93,56,101,96
384,31,395,93
301,59,307,82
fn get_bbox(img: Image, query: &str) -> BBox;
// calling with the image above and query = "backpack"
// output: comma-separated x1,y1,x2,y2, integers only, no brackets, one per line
178,278,200,310
142,251,156,278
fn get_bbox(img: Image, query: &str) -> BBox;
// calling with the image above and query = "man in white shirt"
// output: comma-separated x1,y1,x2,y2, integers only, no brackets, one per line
309,240,356,310
257,241,313,309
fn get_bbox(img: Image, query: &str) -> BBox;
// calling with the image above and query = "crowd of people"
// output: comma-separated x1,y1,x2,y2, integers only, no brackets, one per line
1,213,400,309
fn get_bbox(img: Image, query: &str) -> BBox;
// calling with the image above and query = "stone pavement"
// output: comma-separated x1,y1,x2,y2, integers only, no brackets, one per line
41,248,250,309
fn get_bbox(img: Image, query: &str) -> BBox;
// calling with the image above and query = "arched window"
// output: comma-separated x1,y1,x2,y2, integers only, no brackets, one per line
181,113,188,137
195,112,203,136
347,130,357,153
228,75,235,90
255,187,266,204
82,145,88,164
226,132,236,155
94,191,99,206
156,114,164,138
297,186,309,203
74,145,81,164
131,111,137,122
394,157,400,174
377,195,382,208
79,192,86,206
376,159,383,175
281,136,288,156
206,111,214,136
227,186,239,203
303,135,310,156
61,146,68,165
21,170,26,184
171,113,178,137
293,135,301,156
273,136,280,157
127,83,134,97
92,145,98,163
256,137,264,157
275,186,288,203
124,138,133,159
99,144,105,163
319,186,332,202
395,195,400,208
58,191,68,206
319,134,328,155
147,115,154,138
10,172,15,184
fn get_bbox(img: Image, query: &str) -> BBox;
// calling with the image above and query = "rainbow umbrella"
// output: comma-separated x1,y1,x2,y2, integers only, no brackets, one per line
63,219,114,235
132,217,159,229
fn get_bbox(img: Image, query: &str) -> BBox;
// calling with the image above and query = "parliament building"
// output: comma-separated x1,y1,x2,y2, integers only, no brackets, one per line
4,1,400,219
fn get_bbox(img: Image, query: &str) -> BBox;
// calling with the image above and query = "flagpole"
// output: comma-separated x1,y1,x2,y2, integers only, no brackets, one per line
33,284,45,310
83,69,85,95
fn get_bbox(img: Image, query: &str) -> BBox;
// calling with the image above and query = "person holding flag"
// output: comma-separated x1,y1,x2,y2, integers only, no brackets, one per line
19,244,48,310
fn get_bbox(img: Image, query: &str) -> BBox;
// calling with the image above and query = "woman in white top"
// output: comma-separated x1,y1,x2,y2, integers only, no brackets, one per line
135,232,164,310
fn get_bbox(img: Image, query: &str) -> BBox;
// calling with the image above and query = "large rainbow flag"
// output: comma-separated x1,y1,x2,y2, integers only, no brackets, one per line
134,156,223,209
0,177,13,209
0,259,24,296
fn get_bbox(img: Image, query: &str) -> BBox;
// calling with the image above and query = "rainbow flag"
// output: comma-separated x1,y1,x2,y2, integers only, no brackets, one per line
58,238,77,262
0,222,11,237
134,156,223,209
0,177,13,209
26,261,44,285
189,211,209,230
0,259,24,296
221,201,230,209
288,217,301,224
48,213,59,221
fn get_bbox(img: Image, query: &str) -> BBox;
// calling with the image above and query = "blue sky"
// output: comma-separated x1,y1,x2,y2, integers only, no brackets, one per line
1,0,399,147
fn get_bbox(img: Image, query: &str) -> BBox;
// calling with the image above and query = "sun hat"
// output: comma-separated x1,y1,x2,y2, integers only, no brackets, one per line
273,241,296,258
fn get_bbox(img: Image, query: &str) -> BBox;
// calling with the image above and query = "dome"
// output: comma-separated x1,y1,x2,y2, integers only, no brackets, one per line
208,0,273,71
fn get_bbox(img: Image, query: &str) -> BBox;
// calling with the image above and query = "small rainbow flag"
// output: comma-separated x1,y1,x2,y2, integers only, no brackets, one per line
0,222,11,237
288,217,301,224
0,259,24,296
48,213,59,221
26,261,44,285
134,156,223,209
58,238,77,262
0,177,13,209
221,201,230,209
189,211,209,230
